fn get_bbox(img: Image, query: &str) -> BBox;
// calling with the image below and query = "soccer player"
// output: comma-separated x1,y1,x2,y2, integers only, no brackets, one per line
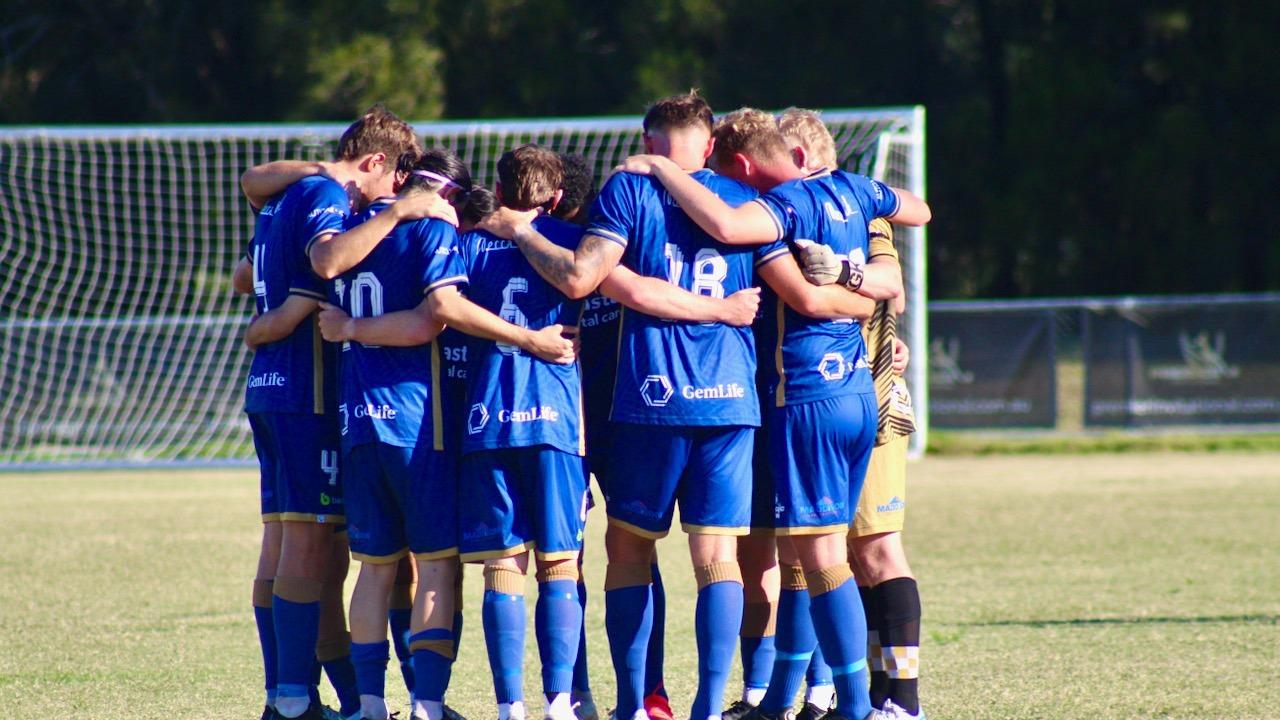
484,93,863,720
782,109,924,720
616,108,930,720
552,152,607,720
232,105,421,720
313,148,574,720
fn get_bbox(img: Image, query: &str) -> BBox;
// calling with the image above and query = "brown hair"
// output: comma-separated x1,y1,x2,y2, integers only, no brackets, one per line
497,144,563,211
336,104,421,163
778,107,838,170
642,90,714,134
710,107,790,169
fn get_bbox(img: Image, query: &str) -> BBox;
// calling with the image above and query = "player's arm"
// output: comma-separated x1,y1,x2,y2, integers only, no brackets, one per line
426,285,575,364
889,188,931,226
310,191,459,280
598,265,760,326
244,295,318,349
240,160,325,210
232,257,254,295
757,253,875,321
317,302,444,347
618,155,777,245
480,208,624,299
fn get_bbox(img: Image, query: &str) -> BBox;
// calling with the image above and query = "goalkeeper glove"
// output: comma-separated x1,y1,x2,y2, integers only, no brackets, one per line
799,243,864,291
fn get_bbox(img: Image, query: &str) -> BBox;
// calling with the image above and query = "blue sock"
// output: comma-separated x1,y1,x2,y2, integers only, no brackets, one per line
645,562,667,699
308,661,322,707
389,608,414,696
806,641,833,691
351,641,390,700
741,634,777,697
273,593,321,701
604,581,653,718
483,589,526,704
253,603,278,700
809,577,871,720
760,588,818,713
690,580,743,720
573,580,591,692
409,628,454,703
537,578,582,696
323,653,361,716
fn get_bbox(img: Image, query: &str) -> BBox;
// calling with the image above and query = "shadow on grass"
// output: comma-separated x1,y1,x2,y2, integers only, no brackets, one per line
961,613,1279,628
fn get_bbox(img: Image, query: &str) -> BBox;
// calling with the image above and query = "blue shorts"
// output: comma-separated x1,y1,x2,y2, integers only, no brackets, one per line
458,446,588,563
605,424,754,538
250,412,344,525
343,442,458,563
749,414,776,531
585,413,614,494
769,393,876,534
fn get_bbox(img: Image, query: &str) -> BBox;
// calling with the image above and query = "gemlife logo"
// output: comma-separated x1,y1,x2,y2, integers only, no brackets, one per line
640,374,674,407
818,353,849,382
467,403,490,435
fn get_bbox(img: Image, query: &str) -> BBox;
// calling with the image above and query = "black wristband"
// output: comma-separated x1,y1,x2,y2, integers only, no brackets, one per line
846,261,864,291
836,260,852,286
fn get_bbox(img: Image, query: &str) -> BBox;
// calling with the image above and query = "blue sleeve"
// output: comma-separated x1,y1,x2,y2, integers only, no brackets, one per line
864,177,901,219
752,184,800,244
300,180,351,247
585,173,637,248
420,222,468,296
289,180,349,300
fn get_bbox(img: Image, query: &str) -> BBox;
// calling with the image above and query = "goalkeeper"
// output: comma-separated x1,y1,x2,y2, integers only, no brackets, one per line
786,109,925,720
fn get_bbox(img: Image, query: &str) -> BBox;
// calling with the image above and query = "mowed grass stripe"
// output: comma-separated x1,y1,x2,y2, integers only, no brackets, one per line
1,453,1277,719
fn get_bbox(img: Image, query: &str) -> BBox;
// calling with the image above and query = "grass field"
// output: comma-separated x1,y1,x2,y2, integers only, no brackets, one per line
3,453,1278,719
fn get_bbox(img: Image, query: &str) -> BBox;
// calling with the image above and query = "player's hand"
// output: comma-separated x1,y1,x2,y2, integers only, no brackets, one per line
317,302,355,342
799,243,842,285
719,287,762,326
477,207,530,241
524,324,576,365
614,154,669,176
892,338,910,375
393,189,458,227
799,243,863,291
243,314,262,351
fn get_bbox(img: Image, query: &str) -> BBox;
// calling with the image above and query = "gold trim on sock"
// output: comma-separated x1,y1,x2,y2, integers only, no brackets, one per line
252,579,274,608
741,600,777,637
781,563,808,591
273,576,323,604
483,565,526,596
536,562,579,584
409,637,456,660
804,564,853,597
603,562,652,591
694,561,743,590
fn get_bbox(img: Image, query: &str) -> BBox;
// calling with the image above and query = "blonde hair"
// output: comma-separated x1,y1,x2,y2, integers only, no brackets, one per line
710,107,789,169
778,107,837,171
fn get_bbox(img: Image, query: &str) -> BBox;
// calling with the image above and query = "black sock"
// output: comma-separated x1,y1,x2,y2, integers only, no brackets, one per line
860,584,889,710
877,577,922,715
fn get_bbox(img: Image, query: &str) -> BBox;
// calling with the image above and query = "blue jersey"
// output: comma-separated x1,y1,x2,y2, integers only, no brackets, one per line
435,327,471,455
244,176,347,415
577,292,621,430
753,170,901,406
587,170,761,427
331,201,467,451
456,214,585,456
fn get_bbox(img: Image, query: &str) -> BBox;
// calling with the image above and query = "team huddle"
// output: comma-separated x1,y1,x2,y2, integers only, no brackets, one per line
234,92,931,720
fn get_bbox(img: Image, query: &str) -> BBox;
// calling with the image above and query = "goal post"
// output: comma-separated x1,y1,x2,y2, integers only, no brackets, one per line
0,107,928,468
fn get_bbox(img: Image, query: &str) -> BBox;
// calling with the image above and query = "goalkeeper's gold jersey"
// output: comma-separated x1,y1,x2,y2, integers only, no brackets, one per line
862,218,917,445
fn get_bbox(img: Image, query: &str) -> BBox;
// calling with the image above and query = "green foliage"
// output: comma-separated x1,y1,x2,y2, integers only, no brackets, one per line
297,33,444,120
2,1,1277,296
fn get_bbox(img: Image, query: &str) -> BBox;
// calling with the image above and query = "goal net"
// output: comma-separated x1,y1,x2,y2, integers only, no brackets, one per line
0,108,927,468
